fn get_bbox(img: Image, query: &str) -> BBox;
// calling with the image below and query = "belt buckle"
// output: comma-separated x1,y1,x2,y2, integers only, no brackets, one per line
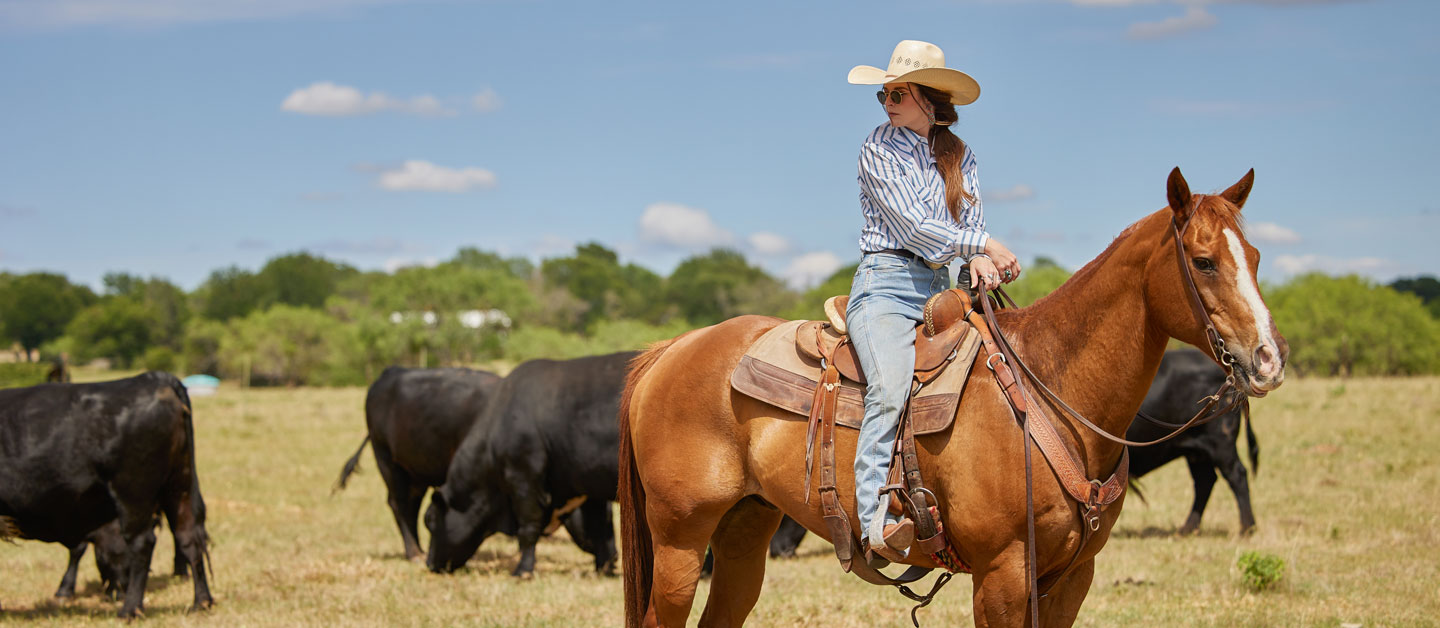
924,260,944,271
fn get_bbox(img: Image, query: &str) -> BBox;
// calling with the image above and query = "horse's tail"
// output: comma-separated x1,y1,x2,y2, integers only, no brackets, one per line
1242,399,1259,476
334,435,371,493
620,337,678,628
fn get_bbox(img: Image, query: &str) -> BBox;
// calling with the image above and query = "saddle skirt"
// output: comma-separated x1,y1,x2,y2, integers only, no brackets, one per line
730,318,981,434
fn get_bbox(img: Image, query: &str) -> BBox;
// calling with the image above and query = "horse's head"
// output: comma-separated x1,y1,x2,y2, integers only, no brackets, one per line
1147,167,1288,396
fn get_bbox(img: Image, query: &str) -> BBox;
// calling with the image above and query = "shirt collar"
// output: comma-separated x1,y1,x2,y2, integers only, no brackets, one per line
891,125,935,166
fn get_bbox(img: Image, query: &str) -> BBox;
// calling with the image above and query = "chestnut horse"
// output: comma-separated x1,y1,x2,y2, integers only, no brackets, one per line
618,168,1287,627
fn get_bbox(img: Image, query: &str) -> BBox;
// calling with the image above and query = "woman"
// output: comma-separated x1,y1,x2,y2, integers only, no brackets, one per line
845,40,1021,564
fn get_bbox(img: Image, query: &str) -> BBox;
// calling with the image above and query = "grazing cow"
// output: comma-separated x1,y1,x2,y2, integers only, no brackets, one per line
1128,349,1260,535
335,367,502,561
426,351,634,577
0,372,212,618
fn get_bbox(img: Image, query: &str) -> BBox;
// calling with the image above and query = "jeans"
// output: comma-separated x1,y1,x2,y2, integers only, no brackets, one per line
845,252,950,552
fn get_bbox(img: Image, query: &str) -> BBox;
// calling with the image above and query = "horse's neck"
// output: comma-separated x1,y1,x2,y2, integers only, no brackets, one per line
1001,216,1170,459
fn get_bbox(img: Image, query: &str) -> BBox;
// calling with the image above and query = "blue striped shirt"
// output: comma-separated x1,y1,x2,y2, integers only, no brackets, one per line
856,123,987,265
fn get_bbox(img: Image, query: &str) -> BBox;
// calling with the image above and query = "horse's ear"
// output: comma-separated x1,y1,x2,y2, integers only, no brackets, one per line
1220,168,1255,210
1167,167,1193,221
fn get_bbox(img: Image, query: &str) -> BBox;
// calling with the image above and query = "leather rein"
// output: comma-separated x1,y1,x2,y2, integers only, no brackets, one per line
977,214,1246,626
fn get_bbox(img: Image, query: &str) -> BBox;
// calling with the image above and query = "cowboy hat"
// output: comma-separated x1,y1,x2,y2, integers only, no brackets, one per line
847,40,980,106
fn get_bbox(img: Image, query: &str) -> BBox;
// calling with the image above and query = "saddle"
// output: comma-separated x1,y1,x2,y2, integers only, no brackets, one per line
730,288,984,583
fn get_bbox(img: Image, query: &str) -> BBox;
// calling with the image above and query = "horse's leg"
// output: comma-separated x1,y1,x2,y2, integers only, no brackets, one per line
1179,454,1217,535
698,498,784,628
1038,559,1094,628
644,490,737,627
971,549,1032,628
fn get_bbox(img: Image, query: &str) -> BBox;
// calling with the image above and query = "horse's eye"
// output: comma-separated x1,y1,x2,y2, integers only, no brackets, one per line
1192,257,1216,273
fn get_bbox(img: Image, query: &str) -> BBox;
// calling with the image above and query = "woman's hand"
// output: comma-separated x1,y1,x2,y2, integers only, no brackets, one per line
984,239,1022,284
970,255,1002,292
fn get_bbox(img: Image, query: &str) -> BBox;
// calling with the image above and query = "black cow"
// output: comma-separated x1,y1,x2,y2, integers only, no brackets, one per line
0,372,212,618
425,351,633,577
1128,349,1260,535
336,366,503,561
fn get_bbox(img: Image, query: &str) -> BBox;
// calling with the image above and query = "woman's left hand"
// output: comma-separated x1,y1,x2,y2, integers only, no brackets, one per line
970,255,1002,292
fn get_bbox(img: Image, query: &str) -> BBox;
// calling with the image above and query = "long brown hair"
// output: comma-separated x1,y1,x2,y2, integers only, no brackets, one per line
916,84,974,220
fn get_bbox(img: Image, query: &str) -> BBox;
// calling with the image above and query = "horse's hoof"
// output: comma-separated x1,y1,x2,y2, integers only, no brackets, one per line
513,570,535,581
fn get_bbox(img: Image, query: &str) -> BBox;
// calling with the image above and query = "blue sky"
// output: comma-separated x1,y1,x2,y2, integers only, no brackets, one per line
1,0,1435,291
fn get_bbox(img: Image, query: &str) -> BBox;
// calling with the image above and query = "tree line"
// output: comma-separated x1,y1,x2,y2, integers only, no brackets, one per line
1,246,1437,386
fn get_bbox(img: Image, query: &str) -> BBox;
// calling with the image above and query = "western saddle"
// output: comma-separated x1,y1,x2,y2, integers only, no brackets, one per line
797,288,980,586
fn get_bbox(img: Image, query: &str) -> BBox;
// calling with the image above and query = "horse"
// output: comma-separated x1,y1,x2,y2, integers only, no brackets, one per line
618,168,1287,627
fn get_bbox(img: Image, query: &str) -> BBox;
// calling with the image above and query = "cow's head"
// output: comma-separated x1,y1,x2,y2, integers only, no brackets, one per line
424,484,517,573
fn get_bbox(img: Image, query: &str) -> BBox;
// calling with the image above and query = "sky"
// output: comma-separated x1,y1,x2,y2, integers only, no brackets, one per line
1,0,1436,291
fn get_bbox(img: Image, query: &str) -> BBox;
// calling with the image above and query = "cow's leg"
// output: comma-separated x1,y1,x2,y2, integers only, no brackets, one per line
697,497,783,627
1038,559,1095,628
1179,454,1218,535
373,442,426,561
54,541,87,598
577,499,617,575
1216,448,1257,534
115,506,160,619
768,516,807,558
171,524,190,579
506,473,552,579
971,547,1031,628
163,483,213,612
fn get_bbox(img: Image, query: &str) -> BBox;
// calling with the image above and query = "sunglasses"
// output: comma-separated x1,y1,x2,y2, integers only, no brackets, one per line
875,88,909,105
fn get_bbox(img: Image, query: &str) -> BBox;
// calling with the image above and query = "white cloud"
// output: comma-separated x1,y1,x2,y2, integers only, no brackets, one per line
782,252,845,290
1274,254,1392,276
1249,222,1302,245
985,184,1035,203
1128,5,1217,39
747,232,792,256
472,88,502,112
377,160,497,193
638,203,735,249
282,82,454,116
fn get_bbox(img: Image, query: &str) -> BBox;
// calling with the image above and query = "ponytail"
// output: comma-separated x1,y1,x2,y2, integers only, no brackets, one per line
916,84,974,221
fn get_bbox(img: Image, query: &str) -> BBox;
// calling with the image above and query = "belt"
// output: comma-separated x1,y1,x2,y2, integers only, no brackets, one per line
869,248,946,271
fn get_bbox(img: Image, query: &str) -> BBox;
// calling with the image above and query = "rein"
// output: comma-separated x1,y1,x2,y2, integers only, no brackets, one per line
974,213,1247,624
987,216,1243,449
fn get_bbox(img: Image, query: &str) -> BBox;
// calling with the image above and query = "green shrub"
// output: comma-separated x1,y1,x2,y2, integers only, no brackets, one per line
1237,550,1286,591
140,346,177,373
0,362,49,389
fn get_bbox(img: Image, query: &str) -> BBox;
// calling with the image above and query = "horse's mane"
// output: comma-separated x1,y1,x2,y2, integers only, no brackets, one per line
1015,194,1246,316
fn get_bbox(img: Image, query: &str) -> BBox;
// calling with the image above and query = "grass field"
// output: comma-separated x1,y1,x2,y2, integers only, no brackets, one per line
2,374,1437,627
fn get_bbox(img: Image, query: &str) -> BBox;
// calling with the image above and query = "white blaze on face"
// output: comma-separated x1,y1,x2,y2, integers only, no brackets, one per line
1223,228,1278,358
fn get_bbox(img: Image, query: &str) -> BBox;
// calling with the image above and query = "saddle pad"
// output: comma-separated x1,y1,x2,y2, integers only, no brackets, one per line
731,319,981,435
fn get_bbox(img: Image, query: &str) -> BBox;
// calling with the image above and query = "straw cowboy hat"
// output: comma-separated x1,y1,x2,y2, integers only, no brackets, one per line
847,40,980,106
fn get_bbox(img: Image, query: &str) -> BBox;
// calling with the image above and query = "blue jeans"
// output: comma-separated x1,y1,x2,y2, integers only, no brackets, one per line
846,252,950,552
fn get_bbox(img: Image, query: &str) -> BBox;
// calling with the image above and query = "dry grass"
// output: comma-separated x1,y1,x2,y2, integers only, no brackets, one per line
1,376,1437,626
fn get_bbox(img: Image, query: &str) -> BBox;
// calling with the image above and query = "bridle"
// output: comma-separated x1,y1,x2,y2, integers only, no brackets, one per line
988,211,1245,449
